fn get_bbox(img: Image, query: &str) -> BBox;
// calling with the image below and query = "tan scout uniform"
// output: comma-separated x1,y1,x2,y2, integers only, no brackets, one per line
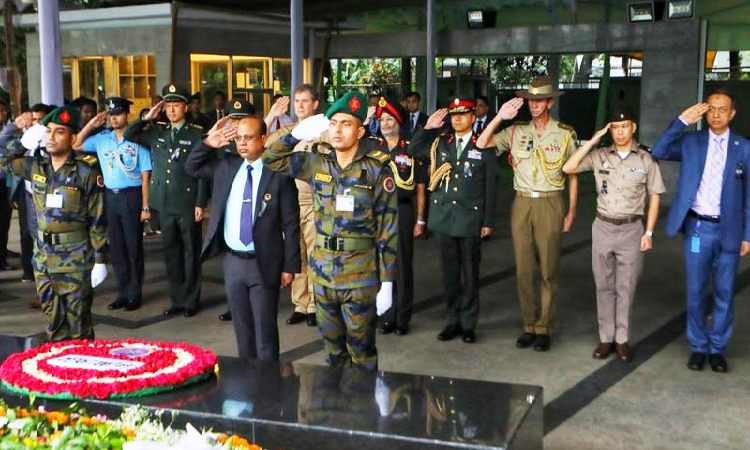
267,127,319,316
493,117,576,334
576,143,665,344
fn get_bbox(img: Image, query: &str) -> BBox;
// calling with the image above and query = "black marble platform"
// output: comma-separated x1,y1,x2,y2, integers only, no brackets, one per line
0,336,542,449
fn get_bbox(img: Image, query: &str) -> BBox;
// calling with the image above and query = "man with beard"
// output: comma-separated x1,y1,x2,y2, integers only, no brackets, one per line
75,97,152,312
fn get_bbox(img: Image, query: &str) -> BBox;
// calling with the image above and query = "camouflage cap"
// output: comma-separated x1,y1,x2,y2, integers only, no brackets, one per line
227,99,256,117
325,91,367,122
41,105,81,131
162,83,190,103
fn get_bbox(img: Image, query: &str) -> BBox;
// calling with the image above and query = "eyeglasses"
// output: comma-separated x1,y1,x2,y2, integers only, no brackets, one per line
234,135,256,143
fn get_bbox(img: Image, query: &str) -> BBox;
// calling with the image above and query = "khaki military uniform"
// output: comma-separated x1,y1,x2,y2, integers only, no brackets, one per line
576,142,665,343
0,148,106,341
263,131,398,370
124,118,208,311
493,118,576,334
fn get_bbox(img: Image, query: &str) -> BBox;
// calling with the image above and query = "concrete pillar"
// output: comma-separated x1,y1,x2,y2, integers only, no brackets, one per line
37,0,63,106
425,0,436,113
290,0,303,120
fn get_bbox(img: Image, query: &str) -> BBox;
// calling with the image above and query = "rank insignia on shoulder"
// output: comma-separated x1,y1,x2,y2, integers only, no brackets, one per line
32,174,46,184
81,154,98,166
368,150,389,163
638,144,652,153
383,176,396,193
557,122,574,131
315,173,333,183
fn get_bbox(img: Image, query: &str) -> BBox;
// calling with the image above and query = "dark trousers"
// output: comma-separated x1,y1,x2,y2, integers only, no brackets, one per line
384,199,415,327
106,188,144,304
436,233,481,331
224,254,280,361
160,211,202,310
19,191,35,277
683,217,738,355
0,183,10,264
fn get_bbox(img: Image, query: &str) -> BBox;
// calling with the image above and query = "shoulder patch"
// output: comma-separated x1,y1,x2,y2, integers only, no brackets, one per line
367,149,390,164
557,122,574,131
96,175,105,188
79,154,99,166
383,176,395,193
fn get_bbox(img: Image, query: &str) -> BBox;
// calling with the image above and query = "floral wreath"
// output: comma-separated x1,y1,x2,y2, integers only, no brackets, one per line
0,339,217,400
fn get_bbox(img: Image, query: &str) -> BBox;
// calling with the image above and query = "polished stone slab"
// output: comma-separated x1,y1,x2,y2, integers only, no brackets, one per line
0,337,542,449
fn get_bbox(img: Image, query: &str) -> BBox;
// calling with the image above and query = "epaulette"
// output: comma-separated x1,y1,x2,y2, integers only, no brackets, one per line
156,121,169,128
368,135,385,146
557,122,574,131
188,123,204,131
313,142,333,155
366,149,390,164
638,143,652,153
514,121,530,126
78,154,98,166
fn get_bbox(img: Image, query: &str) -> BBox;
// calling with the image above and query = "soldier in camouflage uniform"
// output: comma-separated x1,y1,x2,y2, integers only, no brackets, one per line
0,105,107,341
124,83,208,317
262,91,398,370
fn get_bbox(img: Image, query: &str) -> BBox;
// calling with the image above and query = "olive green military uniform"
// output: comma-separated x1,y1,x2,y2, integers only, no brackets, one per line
124,116,208,312
410,126,498,332
0,110,106,341
262,93,398,370
576,142,665,344
492,117,576,334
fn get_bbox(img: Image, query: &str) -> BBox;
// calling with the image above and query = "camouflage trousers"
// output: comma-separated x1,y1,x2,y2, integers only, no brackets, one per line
314,283,378,371
35,270,94,342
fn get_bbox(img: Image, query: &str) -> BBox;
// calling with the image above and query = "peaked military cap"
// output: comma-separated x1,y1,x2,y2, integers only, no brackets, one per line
162,83,190,103
41,105,81,131
447,97,475,114
608,105,637,122
325,91,367,122
375,96,407,125
105,97,133,115
227,99,256,117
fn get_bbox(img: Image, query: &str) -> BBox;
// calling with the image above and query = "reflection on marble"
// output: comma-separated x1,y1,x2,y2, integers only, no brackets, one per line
0,337,542,449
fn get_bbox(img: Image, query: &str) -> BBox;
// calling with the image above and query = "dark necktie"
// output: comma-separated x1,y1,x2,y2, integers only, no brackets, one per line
239,166,254,245
476,119,484,134
170,126,178,143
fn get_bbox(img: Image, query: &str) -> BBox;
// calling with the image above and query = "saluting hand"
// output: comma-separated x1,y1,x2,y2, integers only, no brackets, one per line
679,102,710,125
424,108,448,130
590,122,611,144
144,101,164,121
87,111,107,130
498,97,524,121
203,126,236,149
268,96,290,120
207,116,232,135
364,105,376,126
14,112,32,131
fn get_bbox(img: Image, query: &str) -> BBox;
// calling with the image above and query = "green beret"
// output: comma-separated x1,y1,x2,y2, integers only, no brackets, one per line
162,83,190,103
227,99,256,117
325,91,367,122
41,105,80,131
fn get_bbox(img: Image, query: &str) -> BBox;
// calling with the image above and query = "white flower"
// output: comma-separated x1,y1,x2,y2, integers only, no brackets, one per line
0,416,7,428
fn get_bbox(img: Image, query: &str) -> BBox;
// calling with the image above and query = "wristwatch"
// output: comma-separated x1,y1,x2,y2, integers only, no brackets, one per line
645,230,654,237
142,207,151,212
417,220,427,226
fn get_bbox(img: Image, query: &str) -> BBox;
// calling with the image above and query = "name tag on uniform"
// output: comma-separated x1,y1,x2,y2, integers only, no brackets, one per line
336,190,355,212
468,150,483,160
315,173,332,183
179,140,192,146
599,169,610,175
630,168,647,175
46,193,63,209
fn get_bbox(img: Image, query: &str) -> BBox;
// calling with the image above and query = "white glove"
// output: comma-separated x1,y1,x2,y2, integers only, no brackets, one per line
91,263,108,288
291,113,330,141
376,281,393,316
20,124,47,150
375,376,391,417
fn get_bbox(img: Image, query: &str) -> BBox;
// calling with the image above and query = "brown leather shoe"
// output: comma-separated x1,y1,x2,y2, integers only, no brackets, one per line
29,299,41,310
593,342,614,359
615,342,631,362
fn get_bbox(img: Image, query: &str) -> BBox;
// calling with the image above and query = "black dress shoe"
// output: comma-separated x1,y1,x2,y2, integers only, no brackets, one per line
395,325,409,336
0,263,14,271
218,311,232,321
306,313,317,327
437,325,462,341
183,309,198,317
163,307,183,317
687,352,707,371
379,321,395,335
21,274,34,283
516,332,536,349
6,249,20,258
709,354,728,373
532,334,551,352
108,298,128,310
123,301,141,311
286,312,306,325
462,329,476,343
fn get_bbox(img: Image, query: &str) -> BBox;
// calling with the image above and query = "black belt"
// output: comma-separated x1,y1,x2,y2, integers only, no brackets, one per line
107,187,140,195
228,249,256,259
688,209,720,223
595,212,642,226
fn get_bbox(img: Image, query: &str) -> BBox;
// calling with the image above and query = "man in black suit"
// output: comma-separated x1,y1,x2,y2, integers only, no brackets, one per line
206,90,228,128
186,116,301,361
473,95,493,135
404,91,428,139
